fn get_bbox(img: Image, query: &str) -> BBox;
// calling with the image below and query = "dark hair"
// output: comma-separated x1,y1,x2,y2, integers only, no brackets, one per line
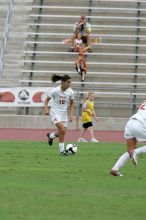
51,74,71,83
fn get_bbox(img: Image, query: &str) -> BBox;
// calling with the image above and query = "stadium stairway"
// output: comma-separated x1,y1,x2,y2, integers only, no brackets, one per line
0,0,33,87
1,0,146,118
21,0,146,117
0,0,33,114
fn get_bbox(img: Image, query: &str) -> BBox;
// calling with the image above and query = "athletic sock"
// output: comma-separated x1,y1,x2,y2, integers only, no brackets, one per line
112,145,146,171
112,152,130,171
50,133,57,139
59,143,65,152
135,145,146,155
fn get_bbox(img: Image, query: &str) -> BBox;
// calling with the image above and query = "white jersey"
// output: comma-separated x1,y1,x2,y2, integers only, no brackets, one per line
131,100,146,125
47,85,74,112
74,38,82,47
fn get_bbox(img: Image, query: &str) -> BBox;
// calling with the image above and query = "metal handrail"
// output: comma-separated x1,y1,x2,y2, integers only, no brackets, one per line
28,23,146,29
19,80,146,87
23,50,146,57
20,70,146,76
29,14,146,20
0,0,14,78
23,60,146,66
25,41,146,47
32,5,146,11
25,32,146,40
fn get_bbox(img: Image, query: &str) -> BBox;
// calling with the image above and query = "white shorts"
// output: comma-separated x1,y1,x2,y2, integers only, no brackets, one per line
124,118,146,142
50,109,67,127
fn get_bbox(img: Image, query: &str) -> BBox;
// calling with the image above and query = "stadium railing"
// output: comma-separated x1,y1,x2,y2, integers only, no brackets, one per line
29,14,146,21
25,41,146,48
20,70,146,77
19,79,146,88
23,60,146,66
31,5,146,12
23,50,146,58
26,32,146,39
28,23,146,30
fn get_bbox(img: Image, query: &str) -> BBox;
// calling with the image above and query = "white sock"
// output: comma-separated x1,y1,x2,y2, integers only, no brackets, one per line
50,133,56,139
135,145,146,155
59,143,65,152
112,152,130,171
112,145,146,171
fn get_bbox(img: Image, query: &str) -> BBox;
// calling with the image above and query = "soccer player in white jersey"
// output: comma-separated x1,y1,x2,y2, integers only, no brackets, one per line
44,74,74,156
110,100,146,176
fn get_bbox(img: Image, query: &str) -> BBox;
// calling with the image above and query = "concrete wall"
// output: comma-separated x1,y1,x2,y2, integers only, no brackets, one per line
0,115,128,131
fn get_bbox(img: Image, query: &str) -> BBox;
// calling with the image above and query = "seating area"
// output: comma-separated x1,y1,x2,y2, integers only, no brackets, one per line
1,0,146,118
0,0,33,85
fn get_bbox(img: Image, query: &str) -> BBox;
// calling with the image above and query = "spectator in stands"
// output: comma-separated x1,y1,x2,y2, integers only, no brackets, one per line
78,91,99,142
44,74,74,156
110,100,146,177
73,32,83,52
74,47,87,84
69,14,91,52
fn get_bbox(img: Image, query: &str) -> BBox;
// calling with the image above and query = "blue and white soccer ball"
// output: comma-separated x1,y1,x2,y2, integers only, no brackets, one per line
65,144,77,155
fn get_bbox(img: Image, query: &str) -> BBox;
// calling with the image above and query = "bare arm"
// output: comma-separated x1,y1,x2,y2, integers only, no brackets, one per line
92,110,99,121
83,44,90,51
44,97,51,115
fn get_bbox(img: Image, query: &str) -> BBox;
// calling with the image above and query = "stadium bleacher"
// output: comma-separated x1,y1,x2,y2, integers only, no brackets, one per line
1,0,146,126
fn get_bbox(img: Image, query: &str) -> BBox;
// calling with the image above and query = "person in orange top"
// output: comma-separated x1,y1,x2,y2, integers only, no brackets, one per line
74,47,87,84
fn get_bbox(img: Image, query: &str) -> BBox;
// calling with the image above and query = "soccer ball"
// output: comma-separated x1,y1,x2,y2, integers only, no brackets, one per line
65,144,77,155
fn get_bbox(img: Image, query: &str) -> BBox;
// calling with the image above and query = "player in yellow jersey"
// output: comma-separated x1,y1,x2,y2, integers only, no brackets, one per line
78,91,99,142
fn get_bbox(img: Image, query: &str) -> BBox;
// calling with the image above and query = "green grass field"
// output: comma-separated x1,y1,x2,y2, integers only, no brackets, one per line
0,140,146,220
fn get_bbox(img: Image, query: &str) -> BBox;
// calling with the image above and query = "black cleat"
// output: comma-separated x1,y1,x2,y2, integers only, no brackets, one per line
47,133,53,146
110,170,123,177
68,47,74,52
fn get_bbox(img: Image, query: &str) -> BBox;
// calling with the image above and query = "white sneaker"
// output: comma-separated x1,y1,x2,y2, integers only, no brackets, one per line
77,138,87,143
90,138,99,143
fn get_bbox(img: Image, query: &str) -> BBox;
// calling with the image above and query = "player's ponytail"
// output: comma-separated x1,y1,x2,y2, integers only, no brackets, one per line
51,74,71,83
51,74,62,82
